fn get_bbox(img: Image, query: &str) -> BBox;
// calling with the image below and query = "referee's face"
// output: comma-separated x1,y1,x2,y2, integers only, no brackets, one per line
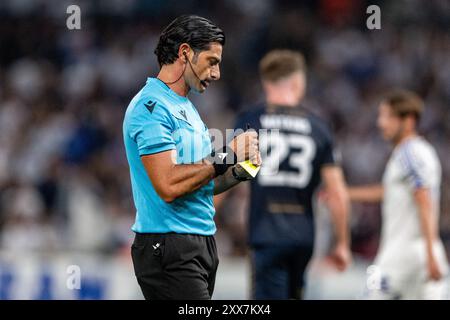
187,42,222,93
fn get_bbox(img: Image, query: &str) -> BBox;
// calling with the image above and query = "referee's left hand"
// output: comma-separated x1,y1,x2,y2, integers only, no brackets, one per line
250,151,262,167
234,151,262,179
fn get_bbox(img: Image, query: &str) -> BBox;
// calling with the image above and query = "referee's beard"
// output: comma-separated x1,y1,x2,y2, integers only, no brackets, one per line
184,65,210,94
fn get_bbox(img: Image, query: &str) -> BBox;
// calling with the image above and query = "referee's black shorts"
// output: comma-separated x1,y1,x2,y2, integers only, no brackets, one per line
131,232,219,300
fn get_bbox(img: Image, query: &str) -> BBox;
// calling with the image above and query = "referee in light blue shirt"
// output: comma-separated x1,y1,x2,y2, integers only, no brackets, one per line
123,15,261,300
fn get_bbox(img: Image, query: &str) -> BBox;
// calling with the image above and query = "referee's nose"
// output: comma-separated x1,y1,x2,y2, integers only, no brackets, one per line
210,65,220,80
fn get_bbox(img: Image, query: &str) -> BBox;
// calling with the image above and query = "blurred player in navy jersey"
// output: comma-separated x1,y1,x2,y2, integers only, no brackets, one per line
233,50,352,299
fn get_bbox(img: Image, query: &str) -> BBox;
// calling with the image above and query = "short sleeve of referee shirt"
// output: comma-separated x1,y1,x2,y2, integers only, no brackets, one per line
128,100,176,156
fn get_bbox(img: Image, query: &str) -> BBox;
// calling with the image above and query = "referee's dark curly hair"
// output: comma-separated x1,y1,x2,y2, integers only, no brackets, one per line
155,15,225,67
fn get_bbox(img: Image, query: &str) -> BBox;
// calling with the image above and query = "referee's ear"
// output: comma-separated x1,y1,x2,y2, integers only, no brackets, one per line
178,43,191,63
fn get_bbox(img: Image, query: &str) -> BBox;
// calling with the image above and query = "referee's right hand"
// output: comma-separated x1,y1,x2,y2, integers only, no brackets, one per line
229,130,259,163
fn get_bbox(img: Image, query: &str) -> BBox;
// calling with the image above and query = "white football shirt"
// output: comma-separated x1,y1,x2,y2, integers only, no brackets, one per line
375,136,446,272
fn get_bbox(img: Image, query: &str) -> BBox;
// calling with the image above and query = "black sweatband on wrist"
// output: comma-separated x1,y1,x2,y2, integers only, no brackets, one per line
206,146,237,177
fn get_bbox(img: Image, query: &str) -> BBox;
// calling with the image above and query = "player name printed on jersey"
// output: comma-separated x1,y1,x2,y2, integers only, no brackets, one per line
260,114,312,134
258,114,316,189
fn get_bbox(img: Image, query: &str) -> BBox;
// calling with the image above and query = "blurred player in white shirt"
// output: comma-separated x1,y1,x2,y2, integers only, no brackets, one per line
349,90,448,299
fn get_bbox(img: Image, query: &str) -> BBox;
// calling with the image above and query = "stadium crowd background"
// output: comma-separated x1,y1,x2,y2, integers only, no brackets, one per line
0,0,449,298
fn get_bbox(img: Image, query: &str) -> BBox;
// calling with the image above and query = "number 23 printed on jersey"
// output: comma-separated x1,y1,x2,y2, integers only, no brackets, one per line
258,131,316,189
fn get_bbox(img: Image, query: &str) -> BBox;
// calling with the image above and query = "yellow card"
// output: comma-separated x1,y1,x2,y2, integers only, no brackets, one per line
238,160,261,178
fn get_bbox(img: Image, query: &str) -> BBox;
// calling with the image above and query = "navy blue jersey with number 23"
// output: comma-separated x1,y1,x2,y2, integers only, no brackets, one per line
234,104,337,247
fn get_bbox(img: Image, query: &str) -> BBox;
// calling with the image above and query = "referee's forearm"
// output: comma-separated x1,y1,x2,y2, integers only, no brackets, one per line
166,163,215,201
213,167,240,195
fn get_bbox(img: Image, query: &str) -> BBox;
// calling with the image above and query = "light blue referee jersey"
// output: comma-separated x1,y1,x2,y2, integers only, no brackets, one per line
123,77,215,235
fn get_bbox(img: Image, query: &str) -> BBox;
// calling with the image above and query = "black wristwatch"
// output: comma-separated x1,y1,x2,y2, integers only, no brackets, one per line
206,146,237,177
231,166,251,181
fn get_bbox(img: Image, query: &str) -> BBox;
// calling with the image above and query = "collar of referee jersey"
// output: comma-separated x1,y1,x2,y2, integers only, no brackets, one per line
149,77,189,102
